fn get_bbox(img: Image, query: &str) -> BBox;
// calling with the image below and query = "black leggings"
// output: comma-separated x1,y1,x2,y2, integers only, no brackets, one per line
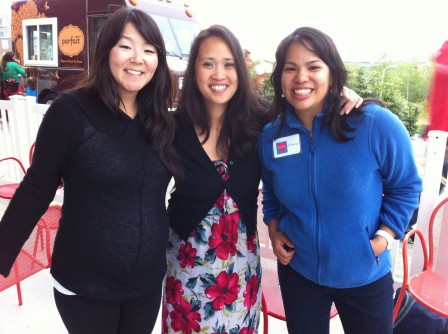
54,288,161,334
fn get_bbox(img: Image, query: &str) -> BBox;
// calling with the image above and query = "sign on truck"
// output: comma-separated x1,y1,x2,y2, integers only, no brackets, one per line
11,0,199,104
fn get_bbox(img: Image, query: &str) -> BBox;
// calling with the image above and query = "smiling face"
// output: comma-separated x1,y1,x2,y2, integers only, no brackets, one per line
194,36,238,113
109,22,158,102
281,41,331,124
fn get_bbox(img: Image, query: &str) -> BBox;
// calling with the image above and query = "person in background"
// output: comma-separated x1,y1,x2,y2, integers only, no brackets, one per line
243,49,270,95
258,27,422,334
253,62,271,94
424,40,448,193
424,40,448,136
0,7,180,334
161,24,363,334
0,51,25,100
243,48,254,74
25,76,38,103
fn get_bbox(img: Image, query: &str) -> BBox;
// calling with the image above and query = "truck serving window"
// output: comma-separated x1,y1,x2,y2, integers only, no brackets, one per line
22,18,58,67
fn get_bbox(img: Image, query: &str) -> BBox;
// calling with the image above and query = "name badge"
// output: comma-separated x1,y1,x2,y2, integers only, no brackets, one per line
273,134,301,158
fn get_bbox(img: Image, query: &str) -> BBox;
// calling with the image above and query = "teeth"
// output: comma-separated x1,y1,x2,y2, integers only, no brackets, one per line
293,89,311,95
126,70,142,75
210,85,226,91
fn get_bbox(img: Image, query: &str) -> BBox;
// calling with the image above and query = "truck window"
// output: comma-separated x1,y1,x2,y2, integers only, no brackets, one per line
168,17,198,57
151,14,197,59
22,18,58,67
89,15,196,60
88,16,107,55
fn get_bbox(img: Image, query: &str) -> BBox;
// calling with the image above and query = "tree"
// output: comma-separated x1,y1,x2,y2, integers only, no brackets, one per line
346,62,430,136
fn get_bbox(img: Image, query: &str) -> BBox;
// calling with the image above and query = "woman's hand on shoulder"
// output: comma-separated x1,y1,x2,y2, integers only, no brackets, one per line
267,219,295,265
340,86,363,115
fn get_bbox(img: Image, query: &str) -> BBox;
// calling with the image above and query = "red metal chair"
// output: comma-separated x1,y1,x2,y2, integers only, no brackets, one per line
33,204,62,267
0,157,26,199
0,261,23,305
393,196,448,323
257,190,338,333
28,141,35,166
0,204,62,305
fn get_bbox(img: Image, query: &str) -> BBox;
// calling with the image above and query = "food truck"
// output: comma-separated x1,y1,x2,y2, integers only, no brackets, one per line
11,0,199,103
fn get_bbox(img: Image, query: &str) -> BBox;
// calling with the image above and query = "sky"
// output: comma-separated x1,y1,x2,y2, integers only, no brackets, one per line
1,0,447,63
190,0,448,63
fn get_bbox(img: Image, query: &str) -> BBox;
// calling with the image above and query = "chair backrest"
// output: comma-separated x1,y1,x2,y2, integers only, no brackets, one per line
0,157,27,200
428,196,448,275
0,204,61,287
36,204,62,266
29,142,35,166
0,157,26,183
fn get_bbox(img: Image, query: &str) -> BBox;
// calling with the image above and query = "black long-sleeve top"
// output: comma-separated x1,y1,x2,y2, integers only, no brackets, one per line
168,111,261,240
0,90,171,301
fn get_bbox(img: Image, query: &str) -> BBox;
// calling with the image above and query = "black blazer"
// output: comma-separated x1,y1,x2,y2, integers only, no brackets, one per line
168,111,261,240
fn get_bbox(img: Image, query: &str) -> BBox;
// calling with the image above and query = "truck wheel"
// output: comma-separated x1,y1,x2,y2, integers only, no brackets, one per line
43,93,57,104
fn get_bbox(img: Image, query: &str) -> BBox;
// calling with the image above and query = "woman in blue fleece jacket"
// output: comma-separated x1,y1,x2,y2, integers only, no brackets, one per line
258,27,422,334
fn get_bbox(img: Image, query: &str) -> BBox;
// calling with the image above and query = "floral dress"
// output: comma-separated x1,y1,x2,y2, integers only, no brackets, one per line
162,159,262,334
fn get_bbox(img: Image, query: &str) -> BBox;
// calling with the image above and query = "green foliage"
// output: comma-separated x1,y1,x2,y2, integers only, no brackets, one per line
261,75,274,101
346,62,430,137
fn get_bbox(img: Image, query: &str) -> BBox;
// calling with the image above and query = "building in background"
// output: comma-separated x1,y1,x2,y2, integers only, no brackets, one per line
0,6,12,56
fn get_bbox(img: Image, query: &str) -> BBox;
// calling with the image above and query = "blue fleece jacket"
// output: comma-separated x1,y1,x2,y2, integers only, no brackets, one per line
259,103,422,288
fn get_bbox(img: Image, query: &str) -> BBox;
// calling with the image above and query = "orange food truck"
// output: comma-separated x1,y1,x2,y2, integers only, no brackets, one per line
10,0,199,104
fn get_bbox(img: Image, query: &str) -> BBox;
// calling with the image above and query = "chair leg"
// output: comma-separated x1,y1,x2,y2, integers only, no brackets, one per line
45,228,52,267
262,292,269,334
15,282,22,306
12,262,23,305
393,287,407,323
32,226,42,270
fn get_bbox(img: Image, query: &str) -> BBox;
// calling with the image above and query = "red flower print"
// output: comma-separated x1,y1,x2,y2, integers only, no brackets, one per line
165,276,184,305
179,241,197,268
205,271,241,310
215,193,225,209
162,302,169,333
214,160,229,182
170,299,201,334
208,214,238,260
245,233,256,253
243,275,259,309
240,327,255,334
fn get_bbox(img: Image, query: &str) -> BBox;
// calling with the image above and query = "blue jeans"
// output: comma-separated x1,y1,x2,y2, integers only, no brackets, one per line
278,263,394,334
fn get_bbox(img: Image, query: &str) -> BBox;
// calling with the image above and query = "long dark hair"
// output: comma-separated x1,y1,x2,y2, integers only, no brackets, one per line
74,7,181,178
270,26,361,141
178,24,268,158
1,51,15,69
